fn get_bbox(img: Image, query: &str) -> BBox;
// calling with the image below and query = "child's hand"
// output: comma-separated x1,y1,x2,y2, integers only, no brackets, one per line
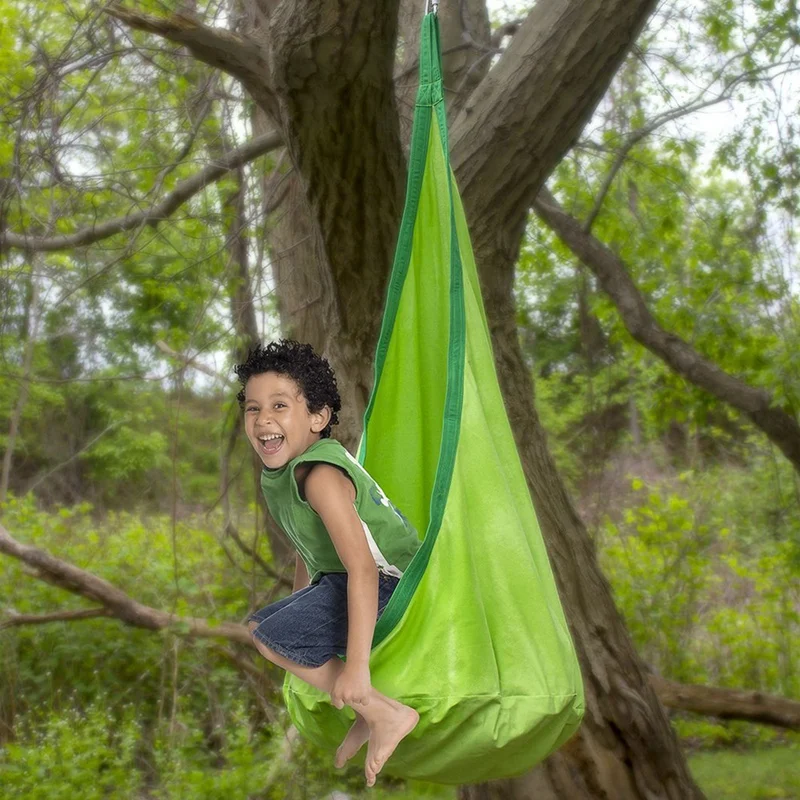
330,664,371,710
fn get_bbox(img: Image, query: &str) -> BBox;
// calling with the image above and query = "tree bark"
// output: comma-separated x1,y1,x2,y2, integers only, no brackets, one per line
258,0,408,450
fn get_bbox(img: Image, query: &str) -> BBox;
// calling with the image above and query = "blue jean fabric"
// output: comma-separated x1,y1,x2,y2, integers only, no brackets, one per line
248,571,400,667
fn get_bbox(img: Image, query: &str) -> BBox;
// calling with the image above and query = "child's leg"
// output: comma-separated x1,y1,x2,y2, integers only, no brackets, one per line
249,622,418,786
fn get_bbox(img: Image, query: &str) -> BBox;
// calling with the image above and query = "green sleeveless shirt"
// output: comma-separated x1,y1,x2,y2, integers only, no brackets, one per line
260,438,421,584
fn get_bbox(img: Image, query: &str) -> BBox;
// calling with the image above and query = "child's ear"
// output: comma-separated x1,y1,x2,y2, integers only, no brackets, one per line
311,406,332,434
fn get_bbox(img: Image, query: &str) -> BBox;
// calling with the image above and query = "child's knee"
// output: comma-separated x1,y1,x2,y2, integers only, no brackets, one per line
248,620,259,634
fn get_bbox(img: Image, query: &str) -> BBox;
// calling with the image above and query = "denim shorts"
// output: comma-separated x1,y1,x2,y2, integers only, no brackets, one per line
248,571,400,668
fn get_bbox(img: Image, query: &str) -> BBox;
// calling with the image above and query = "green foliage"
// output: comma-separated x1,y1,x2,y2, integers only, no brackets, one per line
599,461,800,699
0,702,141,799
600,477,714,680
0,372,247,510
517,0,800,474
0,696,456,800
149,704,286,800
524,146,798,435
0,0,273,512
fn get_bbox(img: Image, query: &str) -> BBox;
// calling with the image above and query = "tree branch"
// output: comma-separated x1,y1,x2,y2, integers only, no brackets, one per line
583,60,799,232
4,525,798,732
25,422,121,493
224,521,293,589
650,675,800,731
156,341,235,385
1,130,283,253
3,598,796,730
0,607,112,630
0,521,251,645
532,187,800,473
105,4,277,116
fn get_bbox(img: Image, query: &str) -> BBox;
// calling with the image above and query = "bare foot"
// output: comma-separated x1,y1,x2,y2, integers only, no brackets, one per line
364,701,419,787
335,713,369,768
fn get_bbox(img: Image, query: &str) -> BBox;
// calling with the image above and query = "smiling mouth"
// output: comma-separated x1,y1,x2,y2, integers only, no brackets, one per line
257,434,284,456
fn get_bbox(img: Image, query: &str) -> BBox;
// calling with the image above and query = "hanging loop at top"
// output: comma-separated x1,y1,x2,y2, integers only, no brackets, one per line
424,0,438,14
418,6,443,91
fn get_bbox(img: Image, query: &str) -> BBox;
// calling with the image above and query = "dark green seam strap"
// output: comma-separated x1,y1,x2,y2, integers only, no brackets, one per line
372,13,466,646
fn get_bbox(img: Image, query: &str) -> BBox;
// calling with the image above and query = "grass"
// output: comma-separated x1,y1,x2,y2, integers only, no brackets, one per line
688,747,800,800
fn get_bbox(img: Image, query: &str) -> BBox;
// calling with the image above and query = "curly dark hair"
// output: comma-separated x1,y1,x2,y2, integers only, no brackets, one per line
233,340,341,438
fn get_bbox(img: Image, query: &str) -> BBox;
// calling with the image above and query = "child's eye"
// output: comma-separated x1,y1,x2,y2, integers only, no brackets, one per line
246,406,258,413
274,403,286,409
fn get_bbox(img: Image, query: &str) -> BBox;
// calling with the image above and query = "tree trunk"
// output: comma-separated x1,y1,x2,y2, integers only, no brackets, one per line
218,150,293,565
1,268,38,502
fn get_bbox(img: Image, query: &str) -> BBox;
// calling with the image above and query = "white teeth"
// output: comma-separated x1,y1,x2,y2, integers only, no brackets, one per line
259,434,283,442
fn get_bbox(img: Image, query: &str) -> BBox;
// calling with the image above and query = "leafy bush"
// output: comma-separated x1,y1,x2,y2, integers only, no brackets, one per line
0,702,141,799
599,469,800,702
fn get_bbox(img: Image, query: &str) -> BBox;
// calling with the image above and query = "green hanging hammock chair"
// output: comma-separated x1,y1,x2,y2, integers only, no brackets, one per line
283,10,584,784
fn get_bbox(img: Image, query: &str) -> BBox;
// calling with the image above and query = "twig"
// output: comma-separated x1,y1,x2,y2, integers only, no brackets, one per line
0,607,112,630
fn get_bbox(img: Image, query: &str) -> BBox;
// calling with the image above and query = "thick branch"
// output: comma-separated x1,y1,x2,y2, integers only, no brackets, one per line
106,4,276,115
651,676,800,731
1,131,282,253
0,521,251,645
533,187,800,473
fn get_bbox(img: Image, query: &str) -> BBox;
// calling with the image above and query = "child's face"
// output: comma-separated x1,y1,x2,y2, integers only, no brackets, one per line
243,372,330,469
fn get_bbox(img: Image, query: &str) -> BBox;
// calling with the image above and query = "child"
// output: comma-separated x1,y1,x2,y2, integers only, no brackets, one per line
235,340,421,787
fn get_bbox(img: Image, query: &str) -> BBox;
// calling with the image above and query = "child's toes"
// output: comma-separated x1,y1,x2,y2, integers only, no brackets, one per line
367,752,384,784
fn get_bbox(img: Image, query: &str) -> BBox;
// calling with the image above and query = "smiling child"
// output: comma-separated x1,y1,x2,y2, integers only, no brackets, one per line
234,340,420,786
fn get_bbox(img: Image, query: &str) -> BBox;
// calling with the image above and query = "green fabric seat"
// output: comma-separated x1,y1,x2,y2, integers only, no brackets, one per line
283,12,584,783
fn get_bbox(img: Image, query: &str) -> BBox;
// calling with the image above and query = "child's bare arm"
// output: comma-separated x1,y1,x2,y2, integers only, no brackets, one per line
304,463,378,707
293,553,310,593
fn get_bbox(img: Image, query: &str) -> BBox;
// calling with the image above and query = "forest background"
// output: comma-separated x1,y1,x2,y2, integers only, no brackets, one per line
0,0,799,798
